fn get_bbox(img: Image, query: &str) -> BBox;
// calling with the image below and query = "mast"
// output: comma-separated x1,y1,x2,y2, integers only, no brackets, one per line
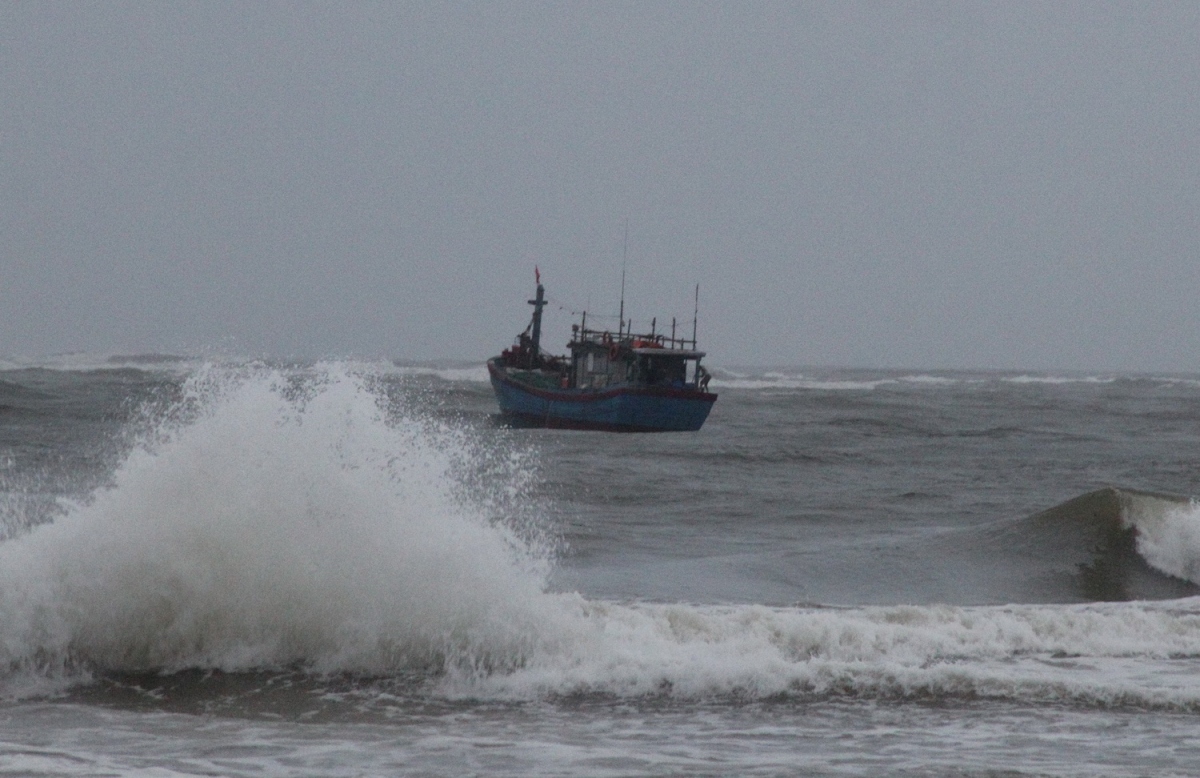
692,283,699,348
618,221,628,338
528,279,547,365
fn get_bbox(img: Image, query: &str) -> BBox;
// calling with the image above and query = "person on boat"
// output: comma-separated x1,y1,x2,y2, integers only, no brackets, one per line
698,365,711,391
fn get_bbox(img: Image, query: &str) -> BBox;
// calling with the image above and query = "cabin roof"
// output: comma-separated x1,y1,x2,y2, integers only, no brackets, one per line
631,347,705,358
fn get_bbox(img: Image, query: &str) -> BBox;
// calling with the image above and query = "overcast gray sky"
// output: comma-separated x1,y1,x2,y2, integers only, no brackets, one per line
3,2,1198,370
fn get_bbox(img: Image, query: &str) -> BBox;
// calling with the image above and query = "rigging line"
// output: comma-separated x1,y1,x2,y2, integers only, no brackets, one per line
545,296,625,320
544,293,693,328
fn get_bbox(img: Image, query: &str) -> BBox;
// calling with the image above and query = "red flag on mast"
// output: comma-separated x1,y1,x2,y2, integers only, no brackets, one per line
535,265,541,285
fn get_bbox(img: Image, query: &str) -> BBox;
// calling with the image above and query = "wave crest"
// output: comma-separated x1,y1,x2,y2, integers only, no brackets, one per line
0,363,553,681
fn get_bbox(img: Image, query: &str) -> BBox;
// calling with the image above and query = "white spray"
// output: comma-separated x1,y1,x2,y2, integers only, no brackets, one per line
0,364,555,679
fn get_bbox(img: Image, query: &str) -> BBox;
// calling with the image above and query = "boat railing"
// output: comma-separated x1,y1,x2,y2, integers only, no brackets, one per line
572,325,698,352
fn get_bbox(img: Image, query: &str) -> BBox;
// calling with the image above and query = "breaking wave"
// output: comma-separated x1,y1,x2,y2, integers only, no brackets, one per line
1123,492,1200,585
0,364,552,686
974,487,1200,603
467,597,1200,708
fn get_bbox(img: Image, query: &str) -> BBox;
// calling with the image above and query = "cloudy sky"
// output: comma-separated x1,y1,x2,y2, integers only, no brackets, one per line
3,2,1198,370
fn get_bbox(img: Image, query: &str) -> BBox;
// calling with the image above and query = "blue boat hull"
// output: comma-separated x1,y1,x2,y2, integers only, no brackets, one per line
488,360,716,432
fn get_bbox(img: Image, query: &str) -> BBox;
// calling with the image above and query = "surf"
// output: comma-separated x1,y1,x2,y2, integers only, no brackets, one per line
964,487,1200,603
4,362,1200,712
0,363,556,686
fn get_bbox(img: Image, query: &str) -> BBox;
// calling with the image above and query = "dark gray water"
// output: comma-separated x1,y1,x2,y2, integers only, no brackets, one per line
3,357,1200,776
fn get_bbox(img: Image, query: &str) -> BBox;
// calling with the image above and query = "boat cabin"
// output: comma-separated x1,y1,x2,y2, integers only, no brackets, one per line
568,324,708,391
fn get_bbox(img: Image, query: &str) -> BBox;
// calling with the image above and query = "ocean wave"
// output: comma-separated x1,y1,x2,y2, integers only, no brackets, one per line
711,375,899,391
5,369,1200,711
0,353,199,374
708,373,970,391
389,364,491,383
1011,487,1200,596
1001,375,1118,385
0,363,549,686
1127,496,1200,585
708,370,1200,392
456,597,1200,709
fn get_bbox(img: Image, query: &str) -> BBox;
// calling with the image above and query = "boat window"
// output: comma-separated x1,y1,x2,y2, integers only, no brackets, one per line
640,356,687,386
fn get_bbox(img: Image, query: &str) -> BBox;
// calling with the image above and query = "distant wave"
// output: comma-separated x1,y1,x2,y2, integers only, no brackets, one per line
3,357,1196,394
389,363,491,383
0,353,197,374
712,376,895,391
708,372,967,391
709,370,1200,392
1001,374,1117,385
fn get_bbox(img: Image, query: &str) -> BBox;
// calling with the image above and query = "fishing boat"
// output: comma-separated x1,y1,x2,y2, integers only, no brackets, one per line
487,275,717,431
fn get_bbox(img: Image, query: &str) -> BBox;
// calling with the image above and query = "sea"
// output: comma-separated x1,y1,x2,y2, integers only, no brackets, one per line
2,355,1200,776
